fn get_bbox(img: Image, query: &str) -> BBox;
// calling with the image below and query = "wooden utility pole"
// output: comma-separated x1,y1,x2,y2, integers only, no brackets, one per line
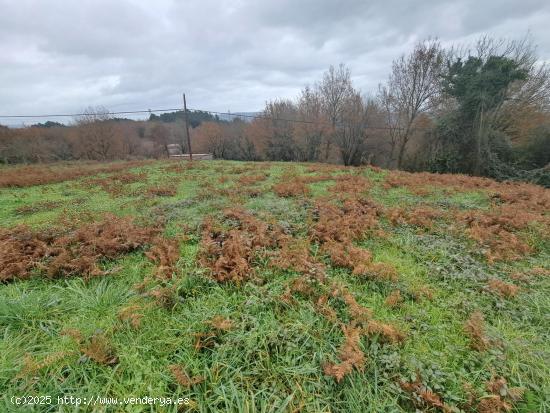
182,93,192,161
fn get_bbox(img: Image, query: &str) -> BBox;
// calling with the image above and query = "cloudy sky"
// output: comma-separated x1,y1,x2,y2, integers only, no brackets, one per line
1,0,549,125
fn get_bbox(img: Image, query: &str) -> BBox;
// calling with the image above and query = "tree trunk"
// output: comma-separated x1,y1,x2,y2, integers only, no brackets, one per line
324,137,332,161
473,106,484,176
396,133,409,169
397,141,406,169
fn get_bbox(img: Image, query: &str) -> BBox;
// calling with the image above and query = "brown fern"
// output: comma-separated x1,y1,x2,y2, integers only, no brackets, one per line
323,325,365,382
169,365,204,387
464,311,490,351
487,279,519,298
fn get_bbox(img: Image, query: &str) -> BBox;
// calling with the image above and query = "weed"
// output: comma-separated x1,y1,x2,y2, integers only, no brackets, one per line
81,332,119,366
199,227,253,283
18,351,71,378
118,304,145,329
385,290,403,307
86,171,147,197
208,315,234,332
476,376,524,413
315,294,338,322
362,262,398,282
330,283,372,325
273,181,310,197
310,198,379,243
321,240,372,275
329,174,371,196
297,174,333,184
169,365,205,387
385,170,496,193
459,209,537,262
198,209,285,283
147,286,177,309
365,320,406,344
0,226,54,281
386,206,445,229
46,215,158,278
323,324,365,382
238,174,268,185
487,279,519,298
464,311,490,351
0,214,157,281
0,160,152,188
399,373,453,412
529,267,550,277
273,237,325,275
15,200,62,215
411,285,435,301
145,237,180,280
113,172,147,184
146,185,177,197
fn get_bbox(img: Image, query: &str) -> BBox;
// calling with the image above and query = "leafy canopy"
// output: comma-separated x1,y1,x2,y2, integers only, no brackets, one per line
442,56,528,115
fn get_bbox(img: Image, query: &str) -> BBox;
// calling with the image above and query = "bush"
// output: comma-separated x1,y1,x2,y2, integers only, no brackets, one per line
514,125,550,170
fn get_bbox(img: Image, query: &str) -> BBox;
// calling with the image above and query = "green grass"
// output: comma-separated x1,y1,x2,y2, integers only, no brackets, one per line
0,160,548,412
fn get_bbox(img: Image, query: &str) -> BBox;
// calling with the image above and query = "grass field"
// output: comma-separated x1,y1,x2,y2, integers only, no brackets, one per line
0,160,548,412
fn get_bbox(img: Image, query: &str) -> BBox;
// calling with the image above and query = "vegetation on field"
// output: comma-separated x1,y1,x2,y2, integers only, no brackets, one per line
0,160,548,412
2,35,549,187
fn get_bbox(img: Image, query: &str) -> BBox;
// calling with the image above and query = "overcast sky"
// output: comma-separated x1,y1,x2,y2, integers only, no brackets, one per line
1,0,549,125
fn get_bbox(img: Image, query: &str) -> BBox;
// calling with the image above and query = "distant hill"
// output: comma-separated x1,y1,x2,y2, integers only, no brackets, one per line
149,110,261,126
215,112,261,122
31,121,66,128
148,110,219,127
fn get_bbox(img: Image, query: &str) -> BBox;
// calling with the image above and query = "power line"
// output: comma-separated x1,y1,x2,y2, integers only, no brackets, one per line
188,107,325,125
0,108,182,119
188,108,429,131
0,105,427,131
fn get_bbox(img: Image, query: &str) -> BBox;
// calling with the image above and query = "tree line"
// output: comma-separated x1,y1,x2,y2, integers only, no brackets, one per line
1,35,549,185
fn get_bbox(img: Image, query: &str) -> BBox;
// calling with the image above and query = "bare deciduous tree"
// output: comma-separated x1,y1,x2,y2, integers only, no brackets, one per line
149,123,171,156
295,86,328,161
335,92,369,166
263,99,299,161
317,64,355,161
379,39,445,168
478,35,550,141
201,122,228,159
74,106,117,160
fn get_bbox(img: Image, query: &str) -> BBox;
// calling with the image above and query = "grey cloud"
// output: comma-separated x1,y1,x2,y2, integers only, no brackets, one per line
1,0,549,125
